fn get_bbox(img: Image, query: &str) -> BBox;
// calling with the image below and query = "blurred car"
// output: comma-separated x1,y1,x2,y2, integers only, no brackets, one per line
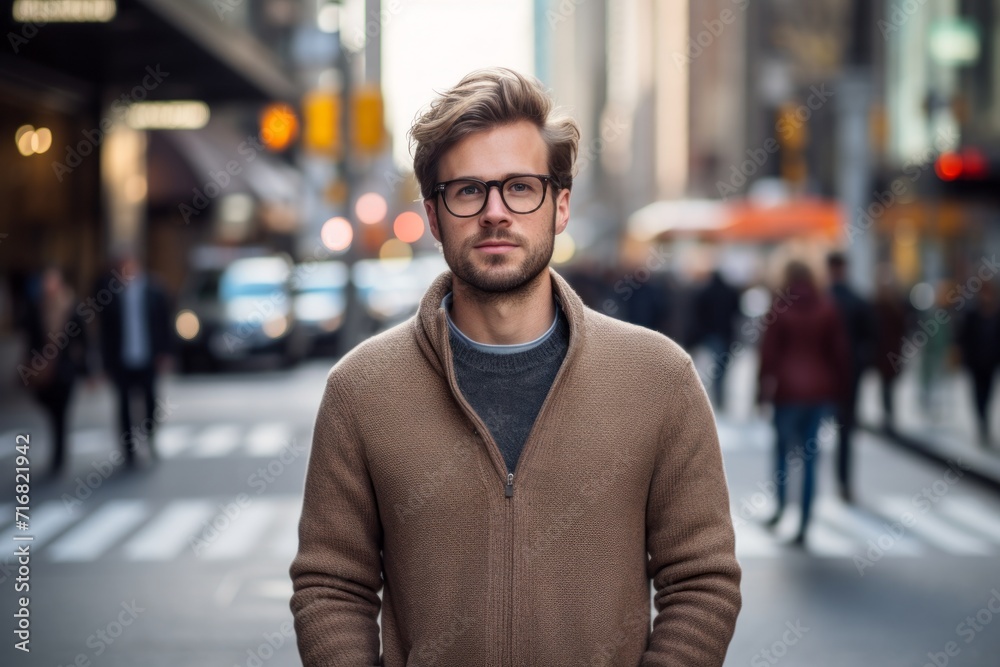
352,254,449,328
292,260,349,355
174,255,307,371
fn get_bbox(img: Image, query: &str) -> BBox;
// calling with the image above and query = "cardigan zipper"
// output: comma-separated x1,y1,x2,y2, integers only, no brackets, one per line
507,492,514,666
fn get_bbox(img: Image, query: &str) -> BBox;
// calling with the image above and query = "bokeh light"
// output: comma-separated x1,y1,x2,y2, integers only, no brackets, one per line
16,125,53,156
175,310,200,340
260,103,299,151
379,238,413,262
393,211,424,243
321,216,353,252
551,231,576,264
910,282,936,311
356,192,388,224
31,127,52,153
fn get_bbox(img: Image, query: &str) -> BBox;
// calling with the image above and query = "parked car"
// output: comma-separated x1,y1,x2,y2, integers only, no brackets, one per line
175,255,307,371
292,260,349,355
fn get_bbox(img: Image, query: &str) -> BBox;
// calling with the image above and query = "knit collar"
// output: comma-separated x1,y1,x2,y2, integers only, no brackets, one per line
413,266,586,380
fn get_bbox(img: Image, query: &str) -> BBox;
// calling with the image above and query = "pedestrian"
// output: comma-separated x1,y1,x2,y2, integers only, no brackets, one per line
23,266,90,478
872,266,906,433
919,281,955,415
691,269,742,410
826,251,874,503
96,251,174,467
289,67,742,666
957,280,1000,446
758,260,850,546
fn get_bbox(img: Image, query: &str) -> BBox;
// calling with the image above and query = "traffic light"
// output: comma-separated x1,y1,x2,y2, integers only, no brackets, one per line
352,85,385,154
260,103,299,152
934,149,988,180
933,148,998,200
303,90,341,156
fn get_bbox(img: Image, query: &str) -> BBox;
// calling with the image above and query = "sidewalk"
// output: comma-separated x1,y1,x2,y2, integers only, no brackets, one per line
693,342,1000,491
857,363,1000,489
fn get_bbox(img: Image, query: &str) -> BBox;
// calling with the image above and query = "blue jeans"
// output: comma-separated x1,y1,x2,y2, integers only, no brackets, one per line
772,403,833,538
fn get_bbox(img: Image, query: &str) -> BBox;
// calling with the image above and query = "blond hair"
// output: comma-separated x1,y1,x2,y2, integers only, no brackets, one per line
408,67,580,200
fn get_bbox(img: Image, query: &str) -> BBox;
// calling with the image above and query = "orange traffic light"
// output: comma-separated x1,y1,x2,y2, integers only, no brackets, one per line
260,103,299,152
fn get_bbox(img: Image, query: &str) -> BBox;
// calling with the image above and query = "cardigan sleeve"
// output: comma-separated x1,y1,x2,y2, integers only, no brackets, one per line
289,370,384,666
642,357,742,666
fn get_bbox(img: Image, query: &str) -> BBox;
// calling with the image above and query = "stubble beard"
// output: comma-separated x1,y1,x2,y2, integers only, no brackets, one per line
439,209,555,305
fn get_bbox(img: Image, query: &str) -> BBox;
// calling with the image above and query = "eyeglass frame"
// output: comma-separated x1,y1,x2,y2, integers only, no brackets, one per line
432,173,561,218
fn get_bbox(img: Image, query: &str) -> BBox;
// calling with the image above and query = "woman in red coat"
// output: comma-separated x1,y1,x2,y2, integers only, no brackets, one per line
757,260,851,546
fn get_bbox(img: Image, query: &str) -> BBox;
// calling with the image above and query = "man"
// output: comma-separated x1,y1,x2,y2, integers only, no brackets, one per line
290,68,741,666
826,251,874,503
97,251,174,467
691,269,742,410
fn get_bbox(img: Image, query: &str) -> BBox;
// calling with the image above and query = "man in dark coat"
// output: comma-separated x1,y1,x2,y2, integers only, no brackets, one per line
691,270,741,409
96,252,175,466
827,252,875,504
958,281,1000,446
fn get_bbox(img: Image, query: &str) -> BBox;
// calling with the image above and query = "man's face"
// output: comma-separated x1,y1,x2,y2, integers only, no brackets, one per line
424,120,570,296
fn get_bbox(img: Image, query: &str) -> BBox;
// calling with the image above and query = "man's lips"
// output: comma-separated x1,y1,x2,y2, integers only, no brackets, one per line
474,241,519,253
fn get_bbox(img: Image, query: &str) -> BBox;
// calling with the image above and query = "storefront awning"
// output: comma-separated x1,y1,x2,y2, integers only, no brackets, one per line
627,198,842,243
1,0,299,104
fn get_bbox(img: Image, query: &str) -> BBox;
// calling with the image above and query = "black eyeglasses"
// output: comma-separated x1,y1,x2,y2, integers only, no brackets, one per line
433,174,557,218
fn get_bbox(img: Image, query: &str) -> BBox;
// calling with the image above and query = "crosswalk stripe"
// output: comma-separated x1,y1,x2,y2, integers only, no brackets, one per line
190,424,242,458
269,501,301,559
717,422,769,451
48,500,148,562
122,500,217,561
938,497,1000,545
0,501,76,548
877,497,994,556
245,422,295,457
71,428,115,455
814,499,924,557
156,424,194,458
196,501,279,560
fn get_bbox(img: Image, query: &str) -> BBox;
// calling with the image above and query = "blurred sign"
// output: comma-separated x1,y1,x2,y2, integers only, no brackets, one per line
12,0,115,22
930,19,980,66
303,90,340,156
352,85,385,153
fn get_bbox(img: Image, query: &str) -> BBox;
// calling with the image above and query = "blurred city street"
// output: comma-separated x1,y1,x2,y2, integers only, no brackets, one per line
3,0,1000,664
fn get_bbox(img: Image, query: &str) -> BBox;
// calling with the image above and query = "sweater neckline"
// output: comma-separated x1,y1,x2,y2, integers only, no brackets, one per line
448,307,569,373
413,266,585,381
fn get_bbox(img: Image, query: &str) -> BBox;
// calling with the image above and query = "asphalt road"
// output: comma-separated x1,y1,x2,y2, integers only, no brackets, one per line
0,352,998,666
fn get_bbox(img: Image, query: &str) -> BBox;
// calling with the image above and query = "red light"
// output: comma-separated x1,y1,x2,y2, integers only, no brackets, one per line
961,149,988,178
935,153,963,181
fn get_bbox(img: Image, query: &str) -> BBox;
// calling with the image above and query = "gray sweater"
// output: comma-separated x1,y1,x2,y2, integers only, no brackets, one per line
444,292,570,474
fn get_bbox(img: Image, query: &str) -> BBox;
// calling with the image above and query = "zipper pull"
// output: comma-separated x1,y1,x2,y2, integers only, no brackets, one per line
505,472,514,498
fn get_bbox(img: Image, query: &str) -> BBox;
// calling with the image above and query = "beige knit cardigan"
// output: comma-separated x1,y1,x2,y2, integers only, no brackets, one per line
290,266,742,666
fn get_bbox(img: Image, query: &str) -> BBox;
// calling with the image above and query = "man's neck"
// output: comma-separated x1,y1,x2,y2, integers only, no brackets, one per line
448,272,556,345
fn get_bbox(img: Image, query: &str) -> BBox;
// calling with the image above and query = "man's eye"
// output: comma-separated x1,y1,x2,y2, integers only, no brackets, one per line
507,181,534,194
458,185,482,196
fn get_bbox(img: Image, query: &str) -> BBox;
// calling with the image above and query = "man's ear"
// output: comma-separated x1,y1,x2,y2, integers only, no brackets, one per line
424,199,442,243
554,187,570,236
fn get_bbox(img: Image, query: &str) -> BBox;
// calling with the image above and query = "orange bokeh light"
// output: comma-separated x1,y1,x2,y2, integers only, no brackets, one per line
355,192,387,224
260,103,299,152
393,211,424,243
321,216,353,252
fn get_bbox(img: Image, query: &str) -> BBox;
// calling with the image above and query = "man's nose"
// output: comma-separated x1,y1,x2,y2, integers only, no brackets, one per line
480,185,510,223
